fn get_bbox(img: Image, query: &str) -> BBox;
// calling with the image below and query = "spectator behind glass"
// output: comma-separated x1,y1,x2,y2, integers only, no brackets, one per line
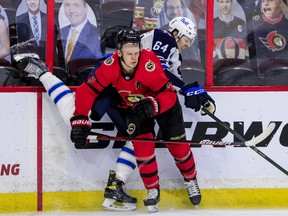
158,0,197,28
59,0,102,64
0,7,11,62
252,0,288,67
213,0,249,60
237,0,261,64
16,0,49,61
133,0,163,30
157,0,201,62
188,0,207,29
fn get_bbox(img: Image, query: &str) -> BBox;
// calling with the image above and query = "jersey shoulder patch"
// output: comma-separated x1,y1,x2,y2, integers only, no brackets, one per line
104,56,114,65
145,60,156,72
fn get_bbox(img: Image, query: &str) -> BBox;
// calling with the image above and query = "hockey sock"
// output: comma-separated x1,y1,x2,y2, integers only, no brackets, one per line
133,133,159,189
167,143,197,180
115,141,137,182
40,72,75,125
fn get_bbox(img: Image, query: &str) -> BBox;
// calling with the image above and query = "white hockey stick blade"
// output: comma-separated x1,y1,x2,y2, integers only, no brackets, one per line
244,122,276,146
13,53,40,62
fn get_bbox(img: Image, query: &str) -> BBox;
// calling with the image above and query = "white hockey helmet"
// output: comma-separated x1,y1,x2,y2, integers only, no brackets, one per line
168,17,197,43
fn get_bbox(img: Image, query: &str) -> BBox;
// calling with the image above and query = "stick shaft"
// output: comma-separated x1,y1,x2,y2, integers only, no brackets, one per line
201,107,288,176
87,132,247,147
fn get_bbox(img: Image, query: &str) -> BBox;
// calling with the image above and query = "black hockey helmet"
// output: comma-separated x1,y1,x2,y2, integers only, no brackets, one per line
116,27,141,49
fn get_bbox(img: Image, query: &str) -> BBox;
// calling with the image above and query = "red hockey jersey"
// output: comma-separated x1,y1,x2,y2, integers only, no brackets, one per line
74,49,177,117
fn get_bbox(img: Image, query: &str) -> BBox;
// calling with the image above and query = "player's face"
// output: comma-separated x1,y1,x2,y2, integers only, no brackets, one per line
261,0,282,20
64,0,88,27
176,35,193,53
25,0,40,15
118,43,140,71
165,0,184,20
217,0,232,15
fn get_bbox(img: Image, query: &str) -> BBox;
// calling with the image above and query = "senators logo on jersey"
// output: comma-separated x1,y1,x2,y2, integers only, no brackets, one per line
219,37,240,59
259,31,286,52
126,95,143,104
104,56,114,65
145,60,155,72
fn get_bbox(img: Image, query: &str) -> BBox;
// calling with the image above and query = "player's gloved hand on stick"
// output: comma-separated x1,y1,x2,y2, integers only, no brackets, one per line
200,100,216,116
70,115,92,148
179,81,216,114
132,96,159,119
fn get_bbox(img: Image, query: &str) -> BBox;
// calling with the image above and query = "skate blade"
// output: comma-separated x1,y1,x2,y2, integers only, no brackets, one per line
102,198,136,211
147,204,158,213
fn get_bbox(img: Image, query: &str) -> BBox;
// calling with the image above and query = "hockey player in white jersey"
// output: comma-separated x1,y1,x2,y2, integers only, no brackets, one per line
13,16,215,212
141,16,197,89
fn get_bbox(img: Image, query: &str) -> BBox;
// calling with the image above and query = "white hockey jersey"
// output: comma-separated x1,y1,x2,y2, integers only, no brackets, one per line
140,29,183,81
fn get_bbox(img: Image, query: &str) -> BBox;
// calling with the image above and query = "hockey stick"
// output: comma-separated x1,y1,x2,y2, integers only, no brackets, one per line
87,125,274,147
201,106,288,176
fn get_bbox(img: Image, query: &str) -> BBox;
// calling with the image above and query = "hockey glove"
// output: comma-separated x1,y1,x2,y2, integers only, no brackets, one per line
200,100,216,116
13,53,48,79
179,82,216,113
132,96,159,119
10,38,38,56
70,115,92,148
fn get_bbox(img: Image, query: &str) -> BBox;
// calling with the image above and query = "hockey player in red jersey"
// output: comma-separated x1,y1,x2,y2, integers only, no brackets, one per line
99,18,213,211
13,23,215,212
69,28,213,212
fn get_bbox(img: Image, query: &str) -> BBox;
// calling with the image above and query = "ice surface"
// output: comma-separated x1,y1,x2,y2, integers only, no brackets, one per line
2,209,288,216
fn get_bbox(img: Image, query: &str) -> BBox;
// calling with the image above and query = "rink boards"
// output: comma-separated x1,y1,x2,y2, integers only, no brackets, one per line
0,91,288,213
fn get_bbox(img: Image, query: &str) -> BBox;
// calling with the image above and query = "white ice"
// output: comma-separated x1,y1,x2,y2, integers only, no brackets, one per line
2,209,288,216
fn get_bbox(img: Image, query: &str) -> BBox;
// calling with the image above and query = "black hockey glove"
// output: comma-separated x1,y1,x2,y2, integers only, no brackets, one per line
132,96,159,119
13,53,48,79
179,82,216,114
70,115,92,148
10,38,38,56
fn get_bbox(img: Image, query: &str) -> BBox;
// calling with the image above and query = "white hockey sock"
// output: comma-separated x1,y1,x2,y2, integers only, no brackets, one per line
40,72,75,125
115,141,136,183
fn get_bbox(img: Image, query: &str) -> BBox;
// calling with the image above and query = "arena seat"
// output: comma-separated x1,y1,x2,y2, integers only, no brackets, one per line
258,59,288,85
99,0,135,37
0,66,20,86
213,59,260,86
66,58,98,85
181,60,205,85
100,25,128,54
53,66,68,84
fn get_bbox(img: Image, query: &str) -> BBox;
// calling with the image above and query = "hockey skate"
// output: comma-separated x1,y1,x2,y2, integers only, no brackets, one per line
143,187,160,213
184,178,201,207
102,170,137,211
13,53,48,79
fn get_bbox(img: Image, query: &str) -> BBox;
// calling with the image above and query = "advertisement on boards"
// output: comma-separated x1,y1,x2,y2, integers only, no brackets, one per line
42,92,288,191
1,92,287,193
0,93,37,193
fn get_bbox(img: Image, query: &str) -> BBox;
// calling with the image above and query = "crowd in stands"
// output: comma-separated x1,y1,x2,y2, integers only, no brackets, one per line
0,0,288,86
